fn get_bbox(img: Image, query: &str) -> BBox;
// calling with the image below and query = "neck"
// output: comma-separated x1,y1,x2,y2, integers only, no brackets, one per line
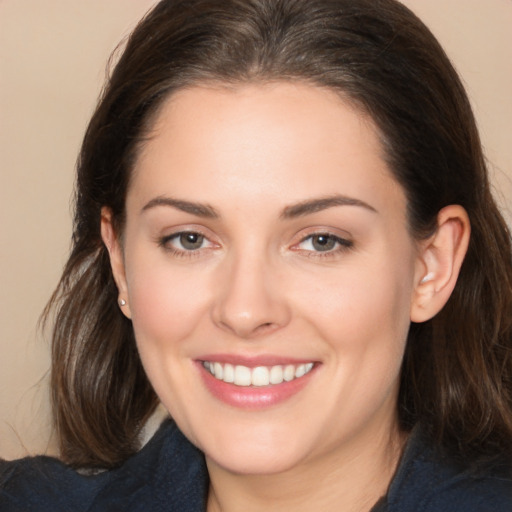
206,420,407,512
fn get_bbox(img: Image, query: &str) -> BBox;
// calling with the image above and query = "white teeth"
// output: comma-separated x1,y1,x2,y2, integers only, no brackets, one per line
203,361,314,387
269,365,284,384
283,365,295,382
213,362,223,380
223,363,234,383
251,366,269,387
295,364,306,378
234,365,252,386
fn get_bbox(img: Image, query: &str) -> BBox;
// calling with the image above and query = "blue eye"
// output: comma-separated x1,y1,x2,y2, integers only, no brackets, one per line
298,233,352,253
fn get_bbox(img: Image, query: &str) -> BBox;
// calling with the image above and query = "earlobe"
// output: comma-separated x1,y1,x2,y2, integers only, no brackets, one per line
410,205,470,323
100,207,132,319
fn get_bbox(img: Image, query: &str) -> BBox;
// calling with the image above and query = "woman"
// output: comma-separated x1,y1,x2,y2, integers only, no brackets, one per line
1,0,511,510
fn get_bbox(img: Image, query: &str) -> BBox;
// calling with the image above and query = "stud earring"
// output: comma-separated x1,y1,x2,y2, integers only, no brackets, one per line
420,272,434,284
119,298,127,306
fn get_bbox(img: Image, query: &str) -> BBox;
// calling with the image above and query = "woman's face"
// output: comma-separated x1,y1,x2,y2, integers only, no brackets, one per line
109,83,424,475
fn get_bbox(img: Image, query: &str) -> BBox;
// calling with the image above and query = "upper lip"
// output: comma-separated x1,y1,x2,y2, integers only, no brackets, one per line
197,354,318,367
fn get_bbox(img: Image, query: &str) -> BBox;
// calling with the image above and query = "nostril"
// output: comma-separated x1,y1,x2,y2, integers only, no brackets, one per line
254,322,276,334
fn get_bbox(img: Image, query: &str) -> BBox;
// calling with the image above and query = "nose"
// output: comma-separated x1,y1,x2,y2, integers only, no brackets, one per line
211,250,291,339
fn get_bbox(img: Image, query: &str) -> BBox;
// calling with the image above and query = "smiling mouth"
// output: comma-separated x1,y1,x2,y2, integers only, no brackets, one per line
202,361,315,387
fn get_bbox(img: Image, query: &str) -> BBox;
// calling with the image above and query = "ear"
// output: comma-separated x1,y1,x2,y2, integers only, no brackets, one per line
410,205,470,323
100,207,132,319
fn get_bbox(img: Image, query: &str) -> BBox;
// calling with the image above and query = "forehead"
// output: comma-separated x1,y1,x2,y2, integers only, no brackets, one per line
129,82,405,216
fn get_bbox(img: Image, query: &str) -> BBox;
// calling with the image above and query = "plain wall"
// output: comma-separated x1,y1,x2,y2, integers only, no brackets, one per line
1,0,511,460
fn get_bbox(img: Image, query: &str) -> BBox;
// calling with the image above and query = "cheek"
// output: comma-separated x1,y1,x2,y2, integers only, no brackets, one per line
293,250,415,390
123,256,211,422
125,255,211,346
299,264,413,343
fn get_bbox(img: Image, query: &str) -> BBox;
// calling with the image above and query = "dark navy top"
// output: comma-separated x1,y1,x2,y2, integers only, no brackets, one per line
1,420,511,511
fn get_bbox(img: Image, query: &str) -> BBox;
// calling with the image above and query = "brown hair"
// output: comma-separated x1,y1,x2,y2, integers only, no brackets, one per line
44,0,512,469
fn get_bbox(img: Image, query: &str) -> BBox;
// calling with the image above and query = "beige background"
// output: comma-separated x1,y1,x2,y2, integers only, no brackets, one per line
1,1,511,460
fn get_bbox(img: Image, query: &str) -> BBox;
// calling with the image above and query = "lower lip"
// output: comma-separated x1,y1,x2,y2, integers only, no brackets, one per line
197,363,316,410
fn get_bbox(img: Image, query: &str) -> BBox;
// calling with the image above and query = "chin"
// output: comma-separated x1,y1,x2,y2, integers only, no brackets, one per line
195,421,315,476
206,443,307,476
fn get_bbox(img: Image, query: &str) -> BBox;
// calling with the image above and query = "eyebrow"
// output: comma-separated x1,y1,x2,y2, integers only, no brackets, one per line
141,196,219,218
141,193,376,220
280,195,377,219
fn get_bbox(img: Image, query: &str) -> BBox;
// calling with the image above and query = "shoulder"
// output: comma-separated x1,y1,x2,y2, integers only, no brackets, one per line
0,420,208,512
420,475,512,511
0,452,106,512
384,429,512,512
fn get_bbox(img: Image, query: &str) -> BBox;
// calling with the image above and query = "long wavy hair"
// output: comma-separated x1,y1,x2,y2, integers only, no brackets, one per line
44,0,512,469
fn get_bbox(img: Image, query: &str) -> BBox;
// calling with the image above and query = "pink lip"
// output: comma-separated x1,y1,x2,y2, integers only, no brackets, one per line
197,353,315,368
195,356,318,410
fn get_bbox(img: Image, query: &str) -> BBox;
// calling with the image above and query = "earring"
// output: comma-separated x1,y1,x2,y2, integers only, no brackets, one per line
420,272,434,284
119,298,127,306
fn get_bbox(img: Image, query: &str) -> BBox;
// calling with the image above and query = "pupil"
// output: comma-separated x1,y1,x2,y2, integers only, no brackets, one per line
313,235,335,251
180,233,203,250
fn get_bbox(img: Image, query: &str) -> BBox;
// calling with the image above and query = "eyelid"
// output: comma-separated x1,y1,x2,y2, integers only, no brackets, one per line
162,231,211,248
290,227,354,255
156,223,216,241
157,225,220,256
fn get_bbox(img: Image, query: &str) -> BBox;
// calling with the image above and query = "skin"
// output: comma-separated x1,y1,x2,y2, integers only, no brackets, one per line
102,82,470,511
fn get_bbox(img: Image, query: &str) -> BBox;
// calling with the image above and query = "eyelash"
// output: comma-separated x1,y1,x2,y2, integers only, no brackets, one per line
158,230,353,260
293,233,354,258
158,230,214,259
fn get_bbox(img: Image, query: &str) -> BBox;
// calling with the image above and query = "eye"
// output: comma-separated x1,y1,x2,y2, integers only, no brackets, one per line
175,232,206,250
160,231,212,253
295,233,353,253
